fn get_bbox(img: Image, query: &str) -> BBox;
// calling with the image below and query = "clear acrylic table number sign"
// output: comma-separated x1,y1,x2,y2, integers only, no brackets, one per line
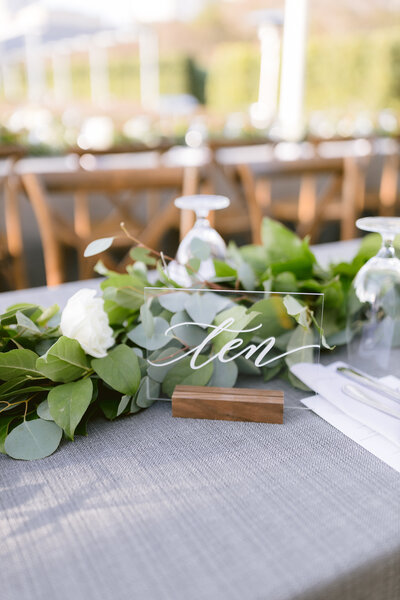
140,288,325,422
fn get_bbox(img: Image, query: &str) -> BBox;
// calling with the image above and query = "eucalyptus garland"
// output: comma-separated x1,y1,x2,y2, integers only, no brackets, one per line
0,219,381,460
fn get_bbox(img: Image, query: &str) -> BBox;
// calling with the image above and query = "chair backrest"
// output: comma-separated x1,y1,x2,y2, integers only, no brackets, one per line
0,158,27,290
21,161,199,285
217,146,368,243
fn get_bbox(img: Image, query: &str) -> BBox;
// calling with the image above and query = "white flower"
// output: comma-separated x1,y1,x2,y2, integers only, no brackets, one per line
60,288,114,358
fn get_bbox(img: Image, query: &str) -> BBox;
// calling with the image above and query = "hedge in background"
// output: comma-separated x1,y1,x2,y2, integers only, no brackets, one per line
205,28,400,113
206,42,260,112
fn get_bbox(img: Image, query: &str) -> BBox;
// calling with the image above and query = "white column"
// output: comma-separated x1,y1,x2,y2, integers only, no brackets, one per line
254,23,281,126
52,50,71,103
278,0,309,140
25,33,46,103
1,60,21,100
139,26,159,112
89,44,109,105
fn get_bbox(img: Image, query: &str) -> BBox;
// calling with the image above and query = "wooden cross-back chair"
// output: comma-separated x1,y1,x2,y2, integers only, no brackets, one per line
227,154,368,244
0,158,27,290
21,164,199,286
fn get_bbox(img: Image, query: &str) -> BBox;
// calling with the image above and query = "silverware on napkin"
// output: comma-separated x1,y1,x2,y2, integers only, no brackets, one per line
342,383,400,420
337,366,400,405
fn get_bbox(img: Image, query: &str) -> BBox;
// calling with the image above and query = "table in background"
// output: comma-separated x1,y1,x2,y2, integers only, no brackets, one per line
1,240,399,600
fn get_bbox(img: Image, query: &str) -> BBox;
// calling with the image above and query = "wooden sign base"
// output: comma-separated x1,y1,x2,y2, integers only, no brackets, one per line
172,385,283,424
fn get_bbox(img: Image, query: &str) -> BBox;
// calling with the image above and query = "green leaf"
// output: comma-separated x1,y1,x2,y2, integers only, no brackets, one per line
4,419,63,460
239,245,269,275
248,297,295,339
37,399,53,421
0,415,16,453
16,311,41,334
273,272,298,293
130,246,156,265
48,378,93,440
127,317,172,350
36,336,90,383
285,325,316,369
262,364,282,382
36,304,59,325
147,344,183,383
261,218,315,279
235,355,260,376
213,259,237,279
92,344,141,395
0,349,41,381
187,257,201,273
134,376,159,408
158,291,189,313
103,286,144,310
190,237,211,260
0,304,40,326
238,262,256,290
140,303,154,338
84,236,115,257
99,387,126,420
209,360,238,387
283,295,310,328
170,311,208,347
212,305,260,353
162,355,213,398
184,292,231,327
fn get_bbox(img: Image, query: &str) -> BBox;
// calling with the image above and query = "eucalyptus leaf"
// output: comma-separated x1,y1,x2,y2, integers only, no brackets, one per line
92,344,141,395
285,325,316,369
190,237,211,260
140,303,154,338
16,311,41,334
36,337,90,383
209,359,238,388
158,291,189,313
48,378,93,440
134,376,159,408
0,349,41,381
147,344,183,383
84,237,115,257
36,304,60,325
117,395,131,416
184,292,226,328
162,355,213,398
235,355,260,376
187,257,200,273
0,304,40,326
130,246,156,265
4,419,63,460
212,305,260,353
127,317,172,350
170,311,208,347
0,415,16,453
238,262,256,290
37,399,53,421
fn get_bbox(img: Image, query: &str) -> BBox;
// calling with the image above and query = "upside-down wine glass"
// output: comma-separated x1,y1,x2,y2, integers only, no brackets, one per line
347,217,400,378
174,194,230,264
166,194,230,285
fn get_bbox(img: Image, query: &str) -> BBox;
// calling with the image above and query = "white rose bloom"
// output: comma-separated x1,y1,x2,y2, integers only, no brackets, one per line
60,288,114,358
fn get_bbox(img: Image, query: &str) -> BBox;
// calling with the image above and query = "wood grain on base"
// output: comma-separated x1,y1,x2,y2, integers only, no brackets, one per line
172,385,284,424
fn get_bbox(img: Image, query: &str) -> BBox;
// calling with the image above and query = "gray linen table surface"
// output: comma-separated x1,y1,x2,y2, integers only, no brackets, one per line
1,241,399,600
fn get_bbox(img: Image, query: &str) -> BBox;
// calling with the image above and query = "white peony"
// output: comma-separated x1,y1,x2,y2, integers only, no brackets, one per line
60,288,114,358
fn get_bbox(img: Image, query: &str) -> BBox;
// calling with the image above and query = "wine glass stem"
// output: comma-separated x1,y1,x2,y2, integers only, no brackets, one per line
378,235,395,259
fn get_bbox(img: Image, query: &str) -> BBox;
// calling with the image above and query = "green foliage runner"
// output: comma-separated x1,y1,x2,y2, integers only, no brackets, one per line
0,219,381,460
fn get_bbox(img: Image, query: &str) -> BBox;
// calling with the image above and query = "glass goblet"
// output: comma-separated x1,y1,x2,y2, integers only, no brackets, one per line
174,194,230,265
347,217,400,378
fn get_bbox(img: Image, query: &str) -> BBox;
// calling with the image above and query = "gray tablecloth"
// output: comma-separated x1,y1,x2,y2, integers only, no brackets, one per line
1,242,400,600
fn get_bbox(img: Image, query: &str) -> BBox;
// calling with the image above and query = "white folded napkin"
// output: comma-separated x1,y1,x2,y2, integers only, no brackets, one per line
291,361,400,473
